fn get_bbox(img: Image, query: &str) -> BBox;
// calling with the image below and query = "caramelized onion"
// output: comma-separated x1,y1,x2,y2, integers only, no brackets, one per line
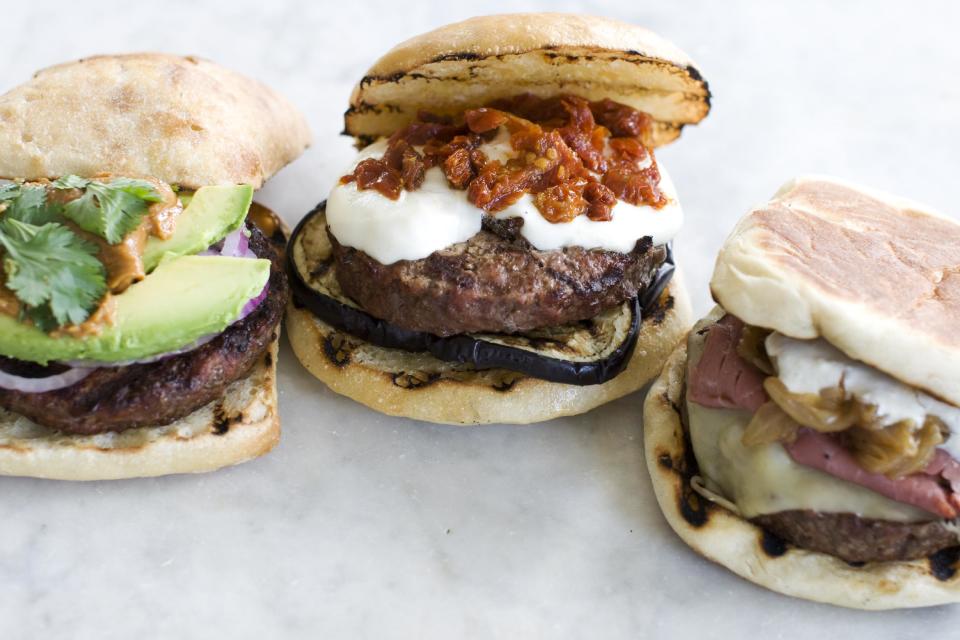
736,325,774,375
756,375,949,478
742,401,800,447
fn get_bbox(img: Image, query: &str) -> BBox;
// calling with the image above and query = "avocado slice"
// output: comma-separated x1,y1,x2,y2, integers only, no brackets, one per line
142,184,253,271
0,254,270,364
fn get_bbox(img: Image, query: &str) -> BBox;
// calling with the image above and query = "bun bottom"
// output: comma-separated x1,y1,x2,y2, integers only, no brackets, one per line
643,339,960,609
0,340,280,481
287,274,691,425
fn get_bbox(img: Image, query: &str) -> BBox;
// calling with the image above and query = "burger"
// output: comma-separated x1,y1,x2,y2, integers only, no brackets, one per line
287,14,710,423
645,176,960,608
0,54,310,479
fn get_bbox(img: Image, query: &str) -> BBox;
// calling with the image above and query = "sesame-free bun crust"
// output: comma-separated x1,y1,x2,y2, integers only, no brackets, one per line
286,275,691,425
643,328,960,609
346,13,710,147
0,340,280,481
0,53,312,188
711,176,960,407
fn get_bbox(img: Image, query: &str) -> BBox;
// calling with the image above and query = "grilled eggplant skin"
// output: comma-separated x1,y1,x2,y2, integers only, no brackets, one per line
287,202,675,386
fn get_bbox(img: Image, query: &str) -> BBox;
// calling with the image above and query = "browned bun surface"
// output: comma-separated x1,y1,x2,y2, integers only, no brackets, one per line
0,53,311,188
345,13,710,147
712,176,960,407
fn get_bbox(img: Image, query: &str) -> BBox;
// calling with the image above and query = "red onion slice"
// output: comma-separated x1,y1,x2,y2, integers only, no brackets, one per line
219,228,252,258
0,367,94,393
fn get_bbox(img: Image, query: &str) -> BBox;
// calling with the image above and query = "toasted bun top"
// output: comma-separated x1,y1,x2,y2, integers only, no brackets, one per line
711,176,960,406
0,53,312,189
345,13,710,147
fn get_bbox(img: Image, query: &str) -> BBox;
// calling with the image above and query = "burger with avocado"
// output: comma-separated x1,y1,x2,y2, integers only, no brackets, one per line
287,13,710,424
0,53,310,480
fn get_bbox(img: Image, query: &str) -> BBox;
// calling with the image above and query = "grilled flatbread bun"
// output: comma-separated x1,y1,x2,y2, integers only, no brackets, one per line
0,342,279,481
643,330,960,609
345,13,710,147
286,274,690,425
711,176,960,408
0,53,311,188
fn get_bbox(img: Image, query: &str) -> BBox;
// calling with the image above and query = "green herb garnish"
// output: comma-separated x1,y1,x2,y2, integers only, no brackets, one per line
4,185,63,225
0,217,106,331
0,175,162,330
54,176,163,245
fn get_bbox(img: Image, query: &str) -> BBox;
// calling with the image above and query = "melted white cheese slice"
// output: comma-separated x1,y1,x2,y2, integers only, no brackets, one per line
688,401,932,521
326,133,683,264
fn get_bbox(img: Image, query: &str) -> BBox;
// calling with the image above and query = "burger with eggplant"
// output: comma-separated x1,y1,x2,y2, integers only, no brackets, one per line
287,14,710,423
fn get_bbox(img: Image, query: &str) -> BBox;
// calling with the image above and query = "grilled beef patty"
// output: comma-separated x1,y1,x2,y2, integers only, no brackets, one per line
330,216,667,336
0,224,288,435
752,510,958,563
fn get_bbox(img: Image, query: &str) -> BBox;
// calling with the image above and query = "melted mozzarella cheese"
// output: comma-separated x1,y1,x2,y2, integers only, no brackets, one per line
491,168,682,253
325,133,683,264
767,333,960,460
326,141,481,265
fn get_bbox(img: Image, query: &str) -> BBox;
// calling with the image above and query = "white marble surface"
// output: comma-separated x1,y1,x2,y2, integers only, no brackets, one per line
2,1,959,638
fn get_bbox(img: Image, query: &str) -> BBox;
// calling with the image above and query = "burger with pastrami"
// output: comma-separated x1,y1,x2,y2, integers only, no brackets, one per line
645,176,960,608
287,14,710,423
0,54,310,479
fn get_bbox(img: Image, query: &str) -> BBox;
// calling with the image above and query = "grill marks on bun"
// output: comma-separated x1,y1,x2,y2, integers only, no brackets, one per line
345,14,710,147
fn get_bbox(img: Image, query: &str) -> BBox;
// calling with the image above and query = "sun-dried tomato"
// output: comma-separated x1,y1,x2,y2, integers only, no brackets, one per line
400,146,426,191
341,94,667,220
557,97,608,173
350,158,402,199
535,182,588,223
465,108,509,134
583,182,617,221
608,137,649,163
443,148,475,189
603,155,667,208
390,120,467,146
488,94,567,125
590,98,653,139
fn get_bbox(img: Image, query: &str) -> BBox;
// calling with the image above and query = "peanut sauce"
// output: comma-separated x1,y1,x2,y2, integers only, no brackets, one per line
341,94,667,224
0,175,182,336
0,285,19,317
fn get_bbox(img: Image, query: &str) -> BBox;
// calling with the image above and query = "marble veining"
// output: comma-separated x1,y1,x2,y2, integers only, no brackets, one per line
1,1,958,638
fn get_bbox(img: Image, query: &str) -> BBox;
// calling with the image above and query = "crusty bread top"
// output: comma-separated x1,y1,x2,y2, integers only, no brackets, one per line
0,53,312,189
711,176,960,406
346,13,710,147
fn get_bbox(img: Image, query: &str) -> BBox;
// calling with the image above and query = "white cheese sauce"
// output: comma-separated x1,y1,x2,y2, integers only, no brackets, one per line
766,333,960,460
325,131,683,265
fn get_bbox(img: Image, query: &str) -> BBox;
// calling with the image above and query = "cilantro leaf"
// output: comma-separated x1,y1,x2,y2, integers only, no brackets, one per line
0,183,20,202
58,177,163,245
4,185,63,225
52,175,90,190
0,218,106,330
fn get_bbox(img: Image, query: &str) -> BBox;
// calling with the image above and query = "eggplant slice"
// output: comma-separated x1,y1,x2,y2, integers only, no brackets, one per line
288,202,675,386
